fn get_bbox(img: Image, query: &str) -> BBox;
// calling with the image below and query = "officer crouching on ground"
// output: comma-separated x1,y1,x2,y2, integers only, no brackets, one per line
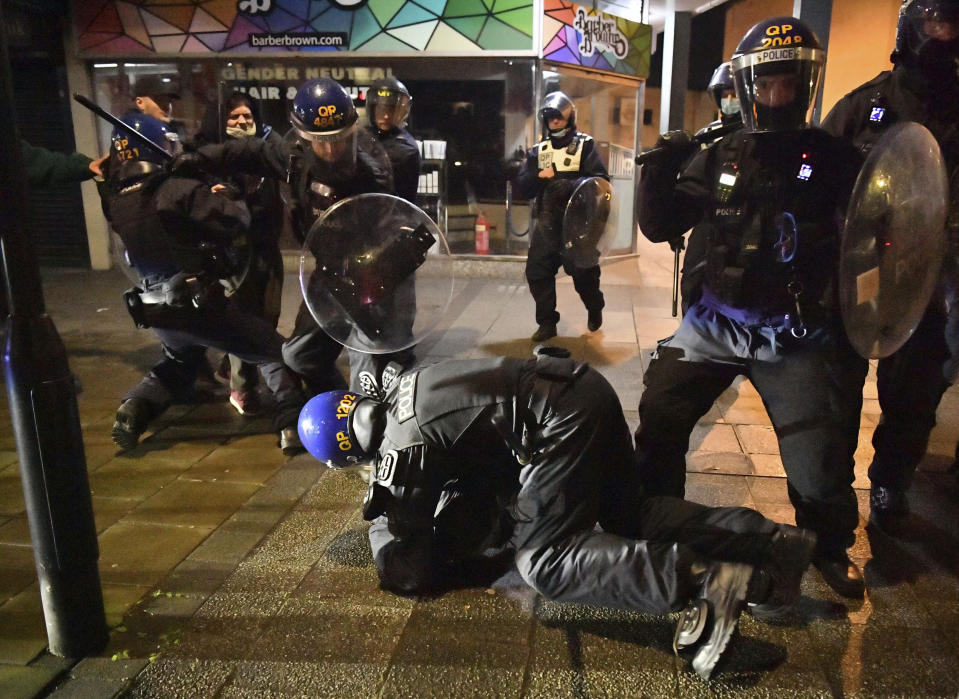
633,17,869,599
172,78,398,397
298,355,818,681
510,92,609,342
101,113,306,454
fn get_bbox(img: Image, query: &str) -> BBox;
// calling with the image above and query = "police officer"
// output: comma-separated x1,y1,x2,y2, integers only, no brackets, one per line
101,113,306,454
822,0,959,533
512,92,609,342
634,18,869,598
131,75,180,125
676,62,746,315
366,76,421,204
297,356,819,680
174,78,398,396
192,91,288,417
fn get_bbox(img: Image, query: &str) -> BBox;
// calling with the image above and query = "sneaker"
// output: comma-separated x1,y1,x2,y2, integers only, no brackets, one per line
813,549,865,599
213,356,232,386
229,389,261,417
111,398,153,451
587,308,603,332
674,561,754,680
869,485,909,531
279,427,304,456
531,324,557,342
749,525,817,621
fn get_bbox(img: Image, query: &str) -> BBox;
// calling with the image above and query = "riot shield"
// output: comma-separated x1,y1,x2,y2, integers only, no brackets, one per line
563,177,618,269
840,121,948,359
300,193,455,354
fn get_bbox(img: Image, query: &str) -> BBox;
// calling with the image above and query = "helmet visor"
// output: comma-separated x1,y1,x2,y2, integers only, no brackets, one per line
296,122,358,167
368,93,411,129
732,46,825,131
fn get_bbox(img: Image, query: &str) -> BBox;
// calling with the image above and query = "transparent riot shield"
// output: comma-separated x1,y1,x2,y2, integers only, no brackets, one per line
300,193,455,354
562,177,618,269
840,121,948,359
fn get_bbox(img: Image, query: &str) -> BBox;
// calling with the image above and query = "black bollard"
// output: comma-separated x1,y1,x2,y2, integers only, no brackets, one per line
0,0,108,657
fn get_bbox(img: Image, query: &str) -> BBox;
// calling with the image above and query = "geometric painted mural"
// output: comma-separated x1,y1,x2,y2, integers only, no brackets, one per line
76,0,534,55
543,0,650,78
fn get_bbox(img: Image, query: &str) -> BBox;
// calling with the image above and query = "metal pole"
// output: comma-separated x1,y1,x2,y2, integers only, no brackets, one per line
0,0,108,657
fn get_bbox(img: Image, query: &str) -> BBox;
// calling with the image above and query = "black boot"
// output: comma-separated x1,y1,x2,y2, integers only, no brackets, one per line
587,307,603,332
674,561,757,680
531,323,557,342
111,398,155,451
749,524,817,620
813,548,865,599
869,485,909,533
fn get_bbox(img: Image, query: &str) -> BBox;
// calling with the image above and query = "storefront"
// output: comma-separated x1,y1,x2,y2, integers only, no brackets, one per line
72,0,650,259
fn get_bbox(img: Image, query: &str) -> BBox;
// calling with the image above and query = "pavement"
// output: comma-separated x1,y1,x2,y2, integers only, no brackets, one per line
0,236,957,698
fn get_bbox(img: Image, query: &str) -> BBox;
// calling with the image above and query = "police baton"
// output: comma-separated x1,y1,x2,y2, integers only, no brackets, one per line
635,120,741,166
672,246,680,317
72,93,172,162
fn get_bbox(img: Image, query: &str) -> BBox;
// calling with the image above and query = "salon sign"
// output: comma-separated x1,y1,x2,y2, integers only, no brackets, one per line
542,0,651,78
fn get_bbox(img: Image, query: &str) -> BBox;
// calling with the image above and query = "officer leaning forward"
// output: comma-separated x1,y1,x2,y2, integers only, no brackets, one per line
512,92,609,342
175,78,399,397
634,18,869,599
297,356,819,681
822,0,959,535
102,114,307,454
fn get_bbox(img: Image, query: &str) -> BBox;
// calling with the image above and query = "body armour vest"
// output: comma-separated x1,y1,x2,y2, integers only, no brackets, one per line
108,177,183,283
378,357,526,453
702,128,860,317
536,133,590,174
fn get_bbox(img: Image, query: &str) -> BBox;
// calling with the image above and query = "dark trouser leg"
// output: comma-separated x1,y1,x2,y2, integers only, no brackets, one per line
124,343,207,414
563,260,604,315
525,225,563,327
869,307,950,491
513,369,701,613
282,301,346,396
749,329,866,553
228,355,259,392
634,345,737,497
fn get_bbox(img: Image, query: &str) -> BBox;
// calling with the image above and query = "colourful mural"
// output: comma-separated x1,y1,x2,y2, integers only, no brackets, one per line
542,0,651,78
75,0,534,55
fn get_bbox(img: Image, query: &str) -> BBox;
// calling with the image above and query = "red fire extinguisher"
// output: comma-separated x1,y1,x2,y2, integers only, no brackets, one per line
474,211,490,255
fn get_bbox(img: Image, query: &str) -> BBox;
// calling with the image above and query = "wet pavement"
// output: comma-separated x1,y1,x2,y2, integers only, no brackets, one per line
0,237,957,698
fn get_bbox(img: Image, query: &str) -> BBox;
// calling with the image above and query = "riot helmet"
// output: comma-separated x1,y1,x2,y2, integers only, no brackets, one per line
708,62,740,116
297,390,373,468
366,77,412,132
290,78,359,167
111,112,179,166
539,91,577,139
731,17,825,132
891,0,959,90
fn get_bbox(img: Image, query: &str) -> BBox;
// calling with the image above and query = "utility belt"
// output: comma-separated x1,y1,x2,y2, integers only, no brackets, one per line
492,355,589,465
123,272,222,329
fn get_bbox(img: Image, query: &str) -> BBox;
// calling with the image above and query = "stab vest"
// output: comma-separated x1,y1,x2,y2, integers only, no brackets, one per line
702,129,855,318
108,175,183,284
536,133,590,175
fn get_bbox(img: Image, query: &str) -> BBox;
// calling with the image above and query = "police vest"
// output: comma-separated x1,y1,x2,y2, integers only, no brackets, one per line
536,133,590,175
108,176,182,284
702,129,857,317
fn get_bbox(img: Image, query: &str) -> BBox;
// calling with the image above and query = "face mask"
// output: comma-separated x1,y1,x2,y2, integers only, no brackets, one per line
720,96,741,116
225,122,256,139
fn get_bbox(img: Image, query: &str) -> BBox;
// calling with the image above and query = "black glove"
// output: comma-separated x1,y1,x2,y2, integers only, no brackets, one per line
669,236,685,252
167,151,205,178
639,130,698,171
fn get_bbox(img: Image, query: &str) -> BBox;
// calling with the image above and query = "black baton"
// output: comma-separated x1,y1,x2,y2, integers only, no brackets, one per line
72,93,172,162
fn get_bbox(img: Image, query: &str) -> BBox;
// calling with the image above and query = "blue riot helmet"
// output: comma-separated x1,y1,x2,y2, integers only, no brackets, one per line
539,91,577,139
298,390,373,467
111,112,179,165
892,0,959,90
367,76,412,131
290,78,359,168
708,62,740,116
731,17,825,132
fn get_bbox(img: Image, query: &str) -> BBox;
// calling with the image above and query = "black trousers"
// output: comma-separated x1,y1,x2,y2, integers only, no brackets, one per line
634,305,867,553
869,305,951,491
525,219,603,327
124,296,304,432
